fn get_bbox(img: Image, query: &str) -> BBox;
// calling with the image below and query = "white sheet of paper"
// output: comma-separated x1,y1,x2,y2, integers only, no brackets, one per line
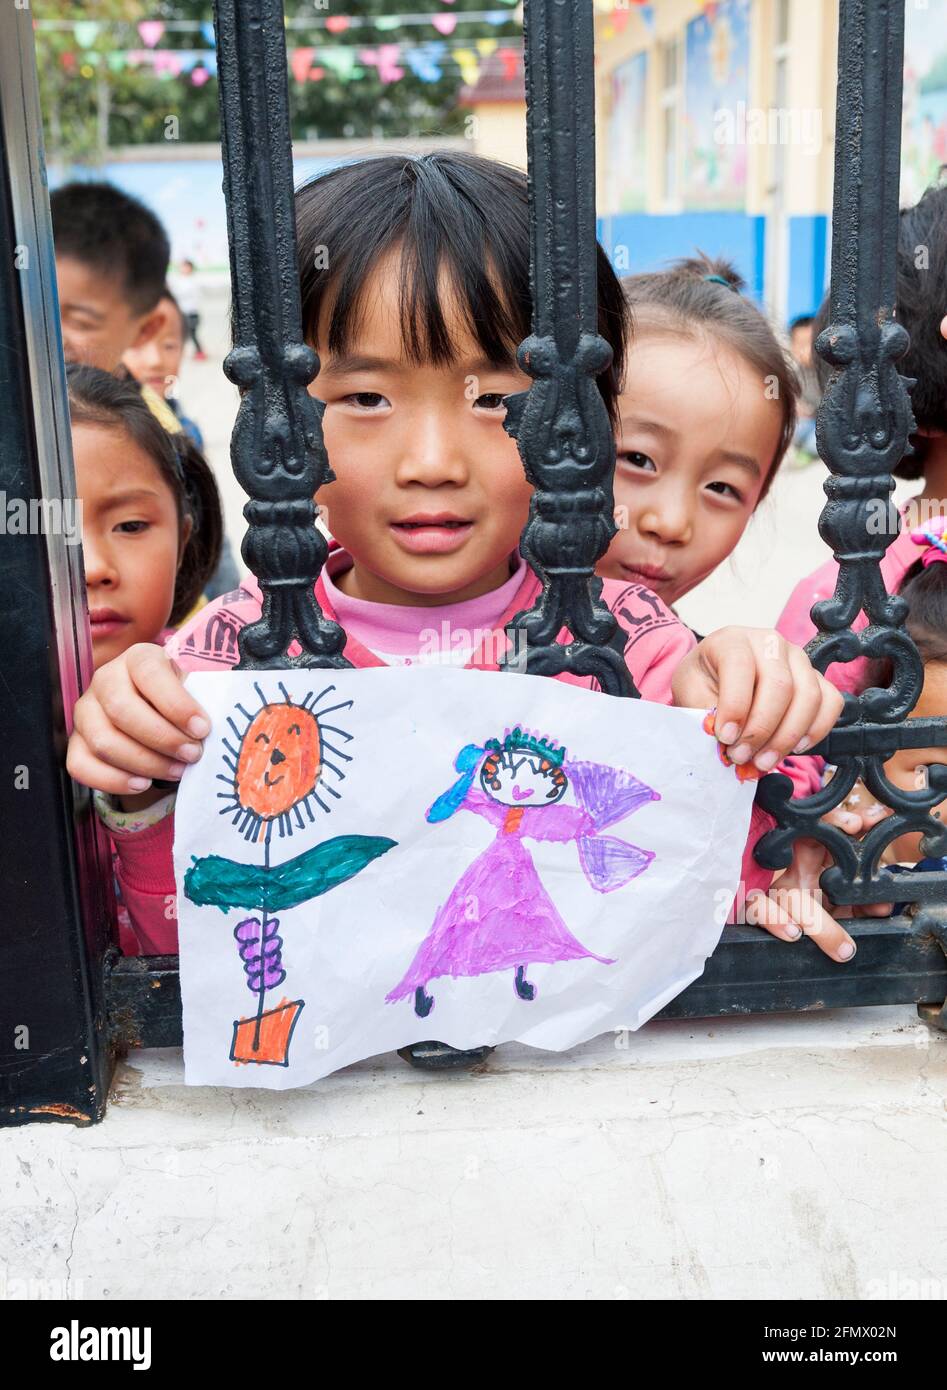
173,667,755,1087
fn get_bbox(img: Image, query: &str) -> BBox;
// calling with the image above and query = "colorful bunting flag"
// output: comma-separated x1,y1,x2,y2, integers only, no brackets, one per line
325,16,350,34
452,47,480,86
191,66,211,86
498,46,520,81
433,14,457,36
73,21,100,49
321,47,358,81
290,47,314,83
200,21,216,48
137,20,165,49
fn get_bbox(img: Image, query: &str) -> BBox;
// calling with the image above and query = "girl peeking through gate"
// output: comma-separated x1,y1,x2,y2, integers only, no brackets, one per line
66,153,858,1038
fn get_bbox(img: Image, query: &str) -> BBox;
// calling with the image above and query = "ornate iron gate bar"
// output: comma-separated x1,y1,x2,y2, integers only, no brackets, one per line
500,0,635,697
214,0,350,672
756,0,947,911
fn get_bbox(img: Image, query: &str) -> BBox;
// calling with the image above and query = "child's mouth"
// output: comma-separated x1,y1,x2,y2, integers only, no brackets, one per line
390,515,474,555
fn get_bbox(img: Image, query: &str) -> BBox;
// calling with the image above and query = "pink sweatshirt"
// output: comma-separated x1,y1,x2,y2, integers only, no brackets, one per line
777,522,918,694
106,545,777,952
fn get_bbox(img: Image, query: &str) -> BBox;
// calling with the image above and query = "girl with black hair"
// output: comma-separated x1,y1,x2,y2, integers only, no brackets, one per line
67,153,853,989
599,253,799,612
67,363,222,666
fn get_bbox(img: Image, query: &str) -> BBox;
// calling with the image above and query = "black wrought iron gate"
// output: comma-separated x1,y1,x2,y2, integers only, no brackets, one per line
1,0,945,1126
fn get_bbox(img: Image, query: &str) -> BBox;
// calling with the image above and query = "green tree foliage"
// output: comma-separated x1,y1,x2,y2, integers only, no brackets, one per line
34,0,521,158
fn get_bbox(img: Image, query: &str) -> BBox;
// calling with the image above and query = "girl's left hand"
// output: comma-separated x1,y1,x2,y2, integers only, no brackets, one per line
744,839,857,962
672,626,844,773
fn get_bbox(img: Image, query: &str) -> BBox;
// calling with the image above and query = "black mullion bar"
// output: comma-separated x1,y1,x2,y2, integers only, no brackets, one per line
502,0,635,697
213,0,349,671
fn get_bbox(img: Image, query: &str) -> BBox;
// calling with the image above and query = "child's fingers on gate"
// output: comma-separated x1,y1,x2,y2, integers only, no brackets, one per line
125,644,210,738
746,648,824,770
696,630,758,745
71,693,192,785
91,646,210,756
67,728,157,796
751,654,844,771
744,889,804,942
747,885,857,960
716,632,798,763
91,671,204,768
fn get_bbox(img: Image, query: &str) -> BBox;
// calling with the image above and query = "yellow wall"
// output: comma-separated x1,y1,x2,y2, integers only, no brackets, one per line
594,0,838,219
467,102,527,170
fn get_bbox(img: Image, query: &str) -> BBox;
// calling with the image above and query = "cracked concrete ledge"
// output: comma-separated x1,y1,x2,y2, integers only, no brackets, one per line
2,1005,945,1300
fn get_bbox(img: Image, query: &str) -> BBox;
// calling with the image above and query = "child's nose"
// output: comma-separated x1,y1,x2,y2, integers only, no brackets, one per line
395,411,469,487
83,538,119,588
639,496,693,545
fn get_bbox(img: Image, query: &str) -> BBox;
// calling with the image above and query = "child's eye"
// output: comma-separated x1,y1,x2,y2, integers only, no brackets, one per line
618,451,656,473
342,391,390,411
115,520,150,534
474,393,508,412
706,481,743,502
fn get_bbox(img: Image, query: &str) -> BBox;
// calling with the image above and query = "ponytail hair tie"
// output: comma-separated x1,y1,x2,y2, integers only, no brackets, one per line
910,515,947,567
703,273,734,290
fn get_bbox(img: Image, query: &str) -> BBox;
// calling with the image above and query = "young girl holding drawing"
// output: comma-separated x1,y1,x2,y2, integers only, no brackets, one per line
65,154,856,1018
67,364,221,952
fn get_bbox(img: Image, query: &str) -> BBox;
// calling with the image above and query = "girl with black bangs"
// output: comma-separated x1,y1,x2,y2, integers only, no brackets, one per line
68,153,856,1033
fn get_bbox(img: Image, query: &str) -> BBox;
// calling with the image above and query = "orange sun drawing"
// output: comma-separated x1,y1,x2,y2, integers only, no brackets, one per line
217,681,355,843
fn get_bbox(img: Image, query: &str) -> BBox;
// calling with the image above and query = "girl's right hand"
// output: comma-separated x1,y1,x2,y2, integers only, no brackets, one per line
67,643,211,796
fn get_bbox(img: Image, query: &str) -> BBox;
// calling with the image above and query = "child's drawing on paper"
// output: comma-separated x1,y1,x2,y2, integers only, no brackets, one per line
183,682,396,1066
386,728,659,1018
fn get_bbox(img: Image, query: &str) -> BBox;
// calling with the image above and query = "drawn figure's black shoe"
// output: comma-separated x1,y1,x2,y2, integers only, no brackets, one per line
414,985,435,1018
397,1040,495,1070
514,965,536,1001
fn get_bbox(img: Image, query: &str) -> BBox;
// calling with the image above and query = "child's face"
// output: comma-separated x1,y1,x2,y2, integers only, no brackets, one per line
310,252,533,605
599,332,782,607
74,422,186,667
882,661,947,863
56,256,164,374
790,322,814,368
123,298,185,397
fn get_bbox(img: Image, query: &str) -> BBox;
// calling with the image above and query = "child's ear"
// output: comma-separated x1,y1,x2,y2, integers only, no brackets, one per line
131,307,165,350
177,512,194,566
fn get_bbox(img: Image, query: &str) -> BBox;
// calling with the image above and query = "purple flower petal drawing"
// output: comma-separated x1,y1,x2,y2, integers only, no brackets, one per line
234,916,286,993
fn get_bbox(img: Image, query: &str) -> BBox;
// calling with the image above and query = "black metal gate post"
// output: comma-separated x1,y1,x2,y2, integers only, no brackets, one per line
0,8,116,1126
501,0,634,697
214,0,351,675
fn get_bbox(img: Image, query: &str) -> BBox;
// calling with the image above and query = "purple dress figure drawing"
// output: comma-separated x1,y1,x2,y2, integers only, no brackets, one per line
385,728,660,1017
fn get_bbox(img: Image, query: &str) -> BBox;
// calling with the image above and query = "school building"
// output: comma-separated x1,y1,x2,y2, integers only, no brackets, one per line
588,0,947,326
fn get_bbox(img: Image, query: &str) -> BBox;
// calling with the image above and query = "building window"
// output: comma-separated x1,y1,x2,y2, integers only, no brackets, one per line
660,37,683,207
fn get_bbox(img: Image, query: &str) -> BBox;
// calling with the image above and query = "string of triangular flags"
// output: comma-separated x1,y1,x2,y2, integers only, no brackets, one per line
39,4,522,52
53,39,522,89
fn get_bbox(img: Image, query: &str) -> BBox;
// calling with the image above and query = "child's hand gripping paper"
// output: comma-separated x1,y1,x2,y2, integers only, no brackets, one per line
672,626,857,961
67,642,211,801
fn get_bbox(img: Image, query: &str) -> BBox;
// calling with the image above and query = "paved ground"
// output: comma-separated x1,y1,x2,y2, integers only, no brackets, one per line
182,275,877,635
5,1006,945,1299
